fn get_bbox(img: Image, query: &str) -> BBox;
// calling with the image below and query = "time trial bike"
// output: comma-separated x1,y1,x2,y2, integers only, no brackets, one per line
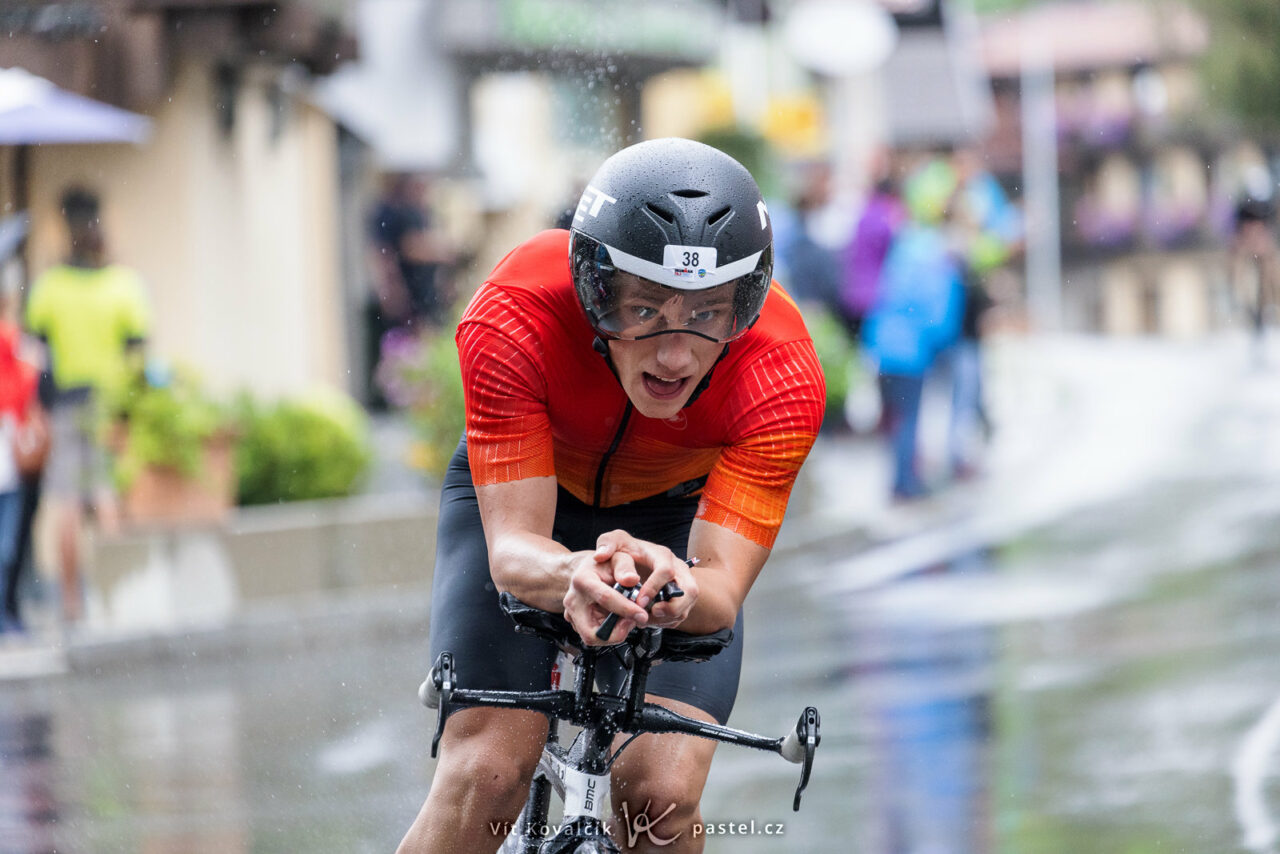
419,585,820,853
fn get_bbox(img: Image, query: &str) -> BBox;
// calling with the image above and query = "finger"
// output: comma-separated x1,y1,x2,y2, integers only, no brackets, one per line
593,539,616,564
605,617,635,644
609,550,642,589
580,570,646,623
636,561,681,607
582,616,634,647
649,597,693,625
595,529,630,557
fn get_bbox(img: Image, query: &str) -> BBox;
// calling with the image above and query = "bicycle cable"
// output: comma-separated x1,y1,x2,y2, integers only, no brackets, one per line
607,732,643,770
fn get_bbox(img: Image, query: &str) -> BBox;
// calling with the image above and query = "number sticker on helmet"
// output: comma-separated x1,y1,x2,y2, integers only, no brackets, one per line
662,244,718,280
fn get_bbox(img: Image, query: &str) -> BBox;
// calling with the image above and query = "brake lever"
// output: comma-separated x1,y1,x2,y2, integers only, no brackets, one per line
787,707,820,811
424,652,455,758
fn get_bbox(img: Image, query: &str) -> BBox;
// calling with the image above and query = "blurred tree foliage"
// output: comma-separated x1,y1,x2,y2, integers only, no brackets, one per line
1194,0,1280,137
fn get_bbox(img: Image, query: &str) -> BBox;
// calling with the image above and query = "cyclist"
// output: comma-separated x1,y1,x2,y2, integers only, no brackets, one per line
397,138,826,854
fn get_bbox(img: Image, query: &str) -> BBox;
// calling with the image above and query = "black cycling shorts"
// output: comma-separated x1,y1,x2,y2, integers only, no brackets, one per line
427,437,744,725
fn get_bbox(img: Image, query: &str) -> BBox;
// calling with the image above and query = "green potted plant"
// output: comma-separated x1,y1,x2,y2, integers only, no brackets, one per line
99,368,237,525
233,386,372,506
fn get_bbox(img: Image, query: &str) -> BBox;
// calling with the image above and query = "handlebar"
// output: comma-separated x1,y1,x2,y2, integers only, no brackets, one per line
419,648,822,810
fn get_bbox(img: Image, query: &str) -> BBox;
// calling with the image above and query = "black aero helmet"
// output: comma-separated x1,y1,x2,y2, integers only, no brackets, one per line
569,138,773,344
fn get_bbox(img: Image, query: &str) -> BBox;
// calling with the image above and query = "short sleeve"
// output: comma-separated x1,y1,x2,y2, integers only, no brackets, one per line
456,287,555,484
698,340,826,547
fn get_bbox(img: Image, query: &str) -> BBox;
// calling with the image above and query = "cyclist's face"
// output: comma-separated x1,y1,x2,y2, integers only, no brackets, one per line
605,275,728,418
603,274,738,343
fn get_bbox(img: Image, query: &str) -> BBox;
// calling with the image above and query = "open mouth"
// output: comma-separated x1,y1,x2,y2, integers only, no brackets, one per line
642,373,689,400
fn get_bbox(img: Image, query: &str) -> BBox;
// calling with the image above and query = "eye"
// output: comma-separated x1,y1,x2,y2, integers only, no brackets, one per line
631,305,660,321
687,302,731,326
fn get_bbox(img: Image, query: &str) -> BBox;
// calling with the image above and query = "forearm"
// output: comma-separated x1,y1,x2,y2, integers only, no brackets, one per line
677,520,770,636
487,530,587,613
678,565,741,636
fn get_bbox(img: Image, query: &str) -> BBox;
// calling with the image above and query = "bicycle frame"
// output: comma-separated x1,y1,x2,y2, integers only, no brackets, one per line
420,597,819,853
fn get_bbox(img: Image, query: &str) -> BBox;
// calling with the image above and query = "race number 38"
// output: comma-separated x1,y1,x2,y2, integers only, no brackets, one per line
663,245,718,274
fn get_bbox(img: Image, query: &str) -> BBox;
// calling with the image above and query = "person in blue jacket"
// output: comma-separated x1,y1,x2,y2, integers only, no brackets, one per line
862,161,965,500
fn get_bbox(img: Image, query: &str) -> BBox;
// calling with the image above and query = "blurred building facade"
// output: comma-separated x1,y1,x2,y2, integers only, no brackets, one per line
979,0,1270,337
0,0,356,397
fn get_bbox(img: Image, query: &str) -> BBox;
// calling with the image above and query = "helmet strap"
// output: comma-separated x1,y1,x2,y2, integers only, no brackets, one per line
683,345,729,409
592,335,620,381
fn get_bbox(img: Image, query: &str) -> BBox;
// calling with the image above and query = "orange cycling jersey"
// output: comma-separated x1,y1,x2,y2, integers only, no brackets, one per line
457,229,826,548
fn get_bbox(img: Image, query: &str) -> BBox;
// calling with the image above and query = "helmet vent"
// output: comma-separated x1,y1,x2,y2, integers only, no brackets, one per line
706,205,732,226
645,203,676,223
671,189,708,199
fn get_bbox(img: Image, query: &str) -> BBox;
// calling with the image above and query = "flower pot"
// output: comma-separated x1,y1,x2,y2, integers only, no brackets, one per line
122,435,235,527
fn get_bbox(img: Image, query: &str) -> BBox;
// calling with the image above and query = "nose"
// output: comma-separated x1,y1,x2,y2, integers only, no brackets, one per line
653,332,697,374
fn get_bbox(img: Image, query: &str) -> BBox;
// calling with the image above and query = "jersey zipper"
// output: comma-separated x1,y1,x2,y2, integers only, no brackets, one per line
592,401,633,509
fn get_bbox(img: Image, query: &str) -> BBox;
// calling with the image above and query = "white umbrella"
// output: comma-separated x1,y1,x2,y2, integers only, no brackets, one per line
0,66,151,145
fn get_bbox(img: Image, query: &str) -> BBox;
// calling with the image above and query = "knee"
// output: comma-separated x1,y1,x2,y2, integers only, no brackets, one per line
433,721,544,818
612,755,709,828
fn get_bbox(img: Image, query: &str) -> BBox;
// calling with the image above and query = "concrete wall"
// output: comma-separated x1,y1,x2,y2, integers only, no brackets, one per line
83,493,438,636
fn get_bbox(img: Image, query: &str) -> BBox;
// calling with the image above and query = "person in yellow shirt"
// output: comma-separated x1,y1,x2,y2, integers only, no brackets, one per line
25,187,149,624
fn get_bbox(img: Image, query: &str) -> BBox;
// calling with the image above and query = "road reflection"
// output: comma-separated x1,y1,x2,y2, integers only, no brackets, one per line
848,549,996,854
0,711,58,854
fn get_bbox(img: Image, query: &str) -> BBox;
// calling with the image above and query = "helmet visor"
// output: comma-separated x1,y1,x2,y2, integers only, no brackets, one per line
599,275,741,342
572,234,771,344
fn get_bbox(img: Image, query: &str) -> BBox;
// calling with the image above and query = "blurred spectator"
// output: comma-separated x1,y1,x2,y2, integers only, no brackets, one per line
946,149,1024,477
946,268,996,479
0,302,42,634
862,161,966,501
365,173,457,408
1229,196,1278,366
774,161,843,311
25,187,150,625
840,155,905,338
0,214,46,637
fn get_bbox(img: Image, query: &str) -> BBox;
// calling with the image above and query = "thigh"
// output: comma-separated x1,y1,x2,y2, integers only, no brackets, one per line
43,403,84,500
427,439,558,692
